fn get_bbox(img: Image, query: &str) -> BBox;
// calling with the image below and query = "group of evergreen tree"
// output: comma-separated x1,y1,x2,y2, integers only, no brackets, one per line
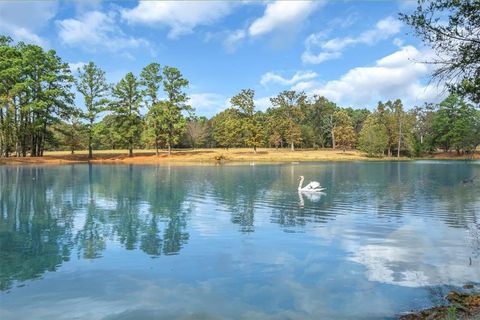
0,36,191,158
1,13,479,159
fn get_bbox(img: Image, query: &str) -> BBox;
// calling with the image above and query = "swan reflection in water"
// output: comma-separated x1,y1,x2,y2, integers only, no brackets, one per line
298,190,326,208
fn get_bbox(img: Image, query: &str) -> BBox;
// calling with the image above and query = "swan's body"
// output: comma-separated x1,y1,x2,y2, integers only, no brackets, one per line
298,176,325,192
298,190,325,207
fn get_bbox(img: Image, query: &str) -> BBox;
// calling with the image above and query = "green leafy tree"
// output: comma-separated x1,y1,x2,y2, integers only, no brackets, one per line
110,72,142,157
433,94,480,154
451,105,480,154
400,1,480,103
145,101,186,154
161,66,191,155
93,114,125,150
140,63,163,155
345,107,371,135
54,108,86,154
411,104,437,155
140,63,162,107
212,108,242,149
20,44,75,156
231,89,264,153
432,94,460,152
389,99,413,157
375,100,409,157
76,62,110,158
0,36,20,157
306,96,337,148
270,90,306,151
359,115,388,157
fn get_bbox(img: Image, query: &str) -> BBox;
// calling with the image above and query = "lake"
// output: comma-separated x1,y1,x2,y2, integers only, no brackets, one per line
0,161,479,319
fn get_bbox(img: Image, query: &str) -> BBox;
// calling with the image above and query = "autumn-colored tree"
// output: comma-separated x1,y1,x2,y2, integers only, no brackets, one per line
269,132,282,149
270,90,306,151
332,110,356,152
185,117,209,149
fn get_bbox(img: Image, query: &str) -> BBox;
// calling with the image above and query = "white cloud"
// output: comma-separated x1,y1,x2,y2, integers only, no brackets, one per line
302,16,403,64
223,29,246,53
360,16,402,44
190,92,276,115
121,1,235,39
291,80,320,92
260,71,318,87
350,222,480,287
57,11,149,52
254,96,273,111
260,70,320,93
189,93,228,116
393,37,404,47
69,61,87,73
301,51,341,65
0,1,57,46
249,1,321,37
310,45,445,107
2,27,47,46
207,1,322,53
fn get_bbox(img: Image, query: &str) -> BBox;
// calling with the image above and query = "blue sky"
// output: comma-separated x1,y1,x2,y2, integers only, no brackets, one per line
0,1,445,117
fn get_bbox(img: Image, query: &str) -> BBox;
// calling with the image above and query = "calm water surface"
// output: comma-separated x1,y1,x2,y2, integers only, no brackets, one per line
0,161,479,319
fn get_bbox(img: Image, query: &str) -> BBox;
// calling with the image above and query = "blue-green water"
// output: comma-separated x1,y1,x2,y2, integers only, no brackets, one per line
0,162,479,319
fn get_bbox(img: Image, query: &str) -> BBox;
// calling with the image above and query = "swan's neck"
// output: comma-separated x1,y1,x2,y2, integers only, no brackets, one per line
298,177,304,190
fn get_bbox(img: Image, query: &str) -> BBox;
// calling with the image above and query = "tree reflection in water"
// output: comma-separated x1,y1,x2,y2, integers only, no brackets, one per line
0,165,193,290
0,162,478,293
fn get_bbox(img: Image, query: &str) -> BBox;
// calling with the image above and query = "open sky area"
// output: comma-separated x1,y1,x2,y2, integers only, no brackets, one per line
0,0,446,117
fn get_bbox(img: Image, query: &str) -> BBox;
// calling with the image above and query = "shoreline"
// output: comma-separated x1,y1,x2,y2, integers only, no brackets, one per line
0,148,478,166
400,290,480,320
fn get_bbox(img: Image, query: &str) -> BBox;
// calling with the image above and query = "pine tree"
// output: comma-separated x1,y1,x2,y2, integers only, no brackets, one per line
110,72,142,157
76,62,110,158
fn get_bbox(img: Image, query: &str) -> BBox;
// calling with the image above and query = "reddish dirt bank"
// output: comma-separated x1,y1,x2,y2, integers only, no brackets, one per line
0,149,478,165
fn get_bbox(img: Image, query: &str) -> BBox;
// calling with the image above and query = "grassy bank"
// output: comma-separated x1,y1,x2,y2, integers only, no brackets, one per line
0,148,478,165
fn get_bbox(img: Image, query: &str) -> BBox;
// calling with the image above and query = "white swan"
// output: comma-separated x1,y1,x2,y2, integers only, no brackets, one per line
298,190,325,207
298,176,325,192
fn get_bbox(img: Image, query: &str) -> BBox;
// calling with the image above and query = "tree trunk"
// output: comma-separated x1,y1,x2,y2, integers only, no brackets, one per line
291,141,294,151
253,145,257,154
168,144,171,155
397,117,402,158
331,115,336,149
331,130,336,149
129,137,133,157
88,123,93,159
155,141,159,156
88,135,93,159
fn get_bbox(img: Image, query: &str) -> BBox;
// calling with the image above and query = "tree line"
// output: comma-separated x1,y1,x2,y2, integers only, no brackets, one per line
0,35,479,158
